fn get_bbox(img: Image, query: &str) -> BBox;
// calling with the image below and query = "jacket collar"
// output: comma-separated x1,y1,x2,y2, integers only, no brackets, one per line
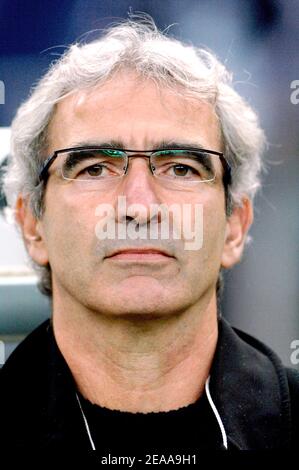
209,318,291,449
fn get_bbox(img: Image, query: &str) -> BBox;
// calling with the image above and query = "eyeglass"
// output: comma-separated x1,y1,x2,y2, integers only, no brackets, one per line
38,146,231,191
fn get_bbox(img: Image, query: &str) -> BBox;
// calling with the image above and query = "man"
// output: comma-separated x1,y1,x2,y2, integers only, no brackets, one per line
1,17,298,456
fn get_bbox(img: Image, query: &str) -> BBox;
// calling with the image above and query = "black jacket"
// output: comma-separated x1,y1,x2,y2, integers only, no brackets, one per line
0,317,298,456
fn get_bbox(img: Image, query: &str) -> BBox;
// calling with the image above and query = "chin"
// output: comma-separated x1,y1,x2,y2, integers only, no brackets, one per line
85,278,190,318
102,294,187,319
116,312,168,322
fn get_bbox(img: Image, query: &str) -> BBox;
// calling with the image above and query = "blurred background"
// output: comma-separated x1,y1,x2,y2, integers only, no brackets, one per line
0,0,298,368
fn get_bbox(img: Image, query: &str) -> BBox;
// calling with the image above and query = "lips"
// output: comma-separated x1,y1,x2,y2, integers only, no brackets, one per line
105,248,173,260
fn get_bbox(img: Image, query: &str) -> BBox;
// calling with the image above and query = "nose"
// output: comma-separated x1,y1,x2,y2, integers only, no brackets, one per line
115,156,162,225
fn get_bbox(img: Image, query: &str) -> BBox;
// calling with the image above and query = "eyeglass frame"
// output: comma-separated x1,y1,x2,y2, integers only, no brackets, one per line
37,146,232,187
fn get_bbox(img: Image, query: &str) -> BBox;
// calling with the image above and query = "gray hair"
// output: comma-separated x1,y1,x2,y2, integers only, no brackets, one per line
3,16,266,296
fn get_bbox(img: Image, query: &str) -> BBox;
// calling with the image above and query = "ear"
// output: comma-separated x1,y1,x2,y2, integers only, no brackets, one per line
15,195,49,266
221,197,253,269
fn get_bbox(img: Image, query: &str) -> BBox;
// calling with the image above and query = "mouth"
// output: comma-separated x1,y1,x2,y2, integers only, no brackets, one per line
105,248,174,262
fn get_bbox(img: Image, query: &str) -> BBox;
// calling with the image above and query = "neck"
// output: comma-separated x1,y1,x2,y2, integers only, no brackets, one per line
52,294,218,413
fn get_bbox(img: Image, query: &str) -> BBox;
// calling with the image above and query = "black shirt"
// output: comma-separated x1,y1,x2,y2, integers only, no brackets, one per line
77,390,225,457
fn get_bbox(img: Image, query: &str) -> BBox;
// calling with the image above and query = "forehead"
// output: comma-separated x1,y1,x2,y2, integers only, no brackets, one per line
47,72,222,151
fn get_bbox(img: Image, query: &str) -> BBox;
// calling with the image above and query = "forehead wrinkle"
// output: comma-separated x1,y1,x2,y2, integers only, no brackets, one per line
47,76,222,155
65,138,212,152
62,77,215,124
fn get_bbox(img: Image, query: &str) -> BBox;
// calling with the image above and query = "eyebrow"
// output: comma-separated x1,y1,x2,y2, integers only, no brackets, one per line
62,151,92,175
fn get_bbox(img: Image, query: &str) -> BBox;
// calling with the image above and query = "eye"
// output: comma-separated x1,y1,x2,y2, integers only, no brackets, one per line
167,164,198,178
88,165,102,176
80,163,105,177
61,149,126,180
152,150,214,181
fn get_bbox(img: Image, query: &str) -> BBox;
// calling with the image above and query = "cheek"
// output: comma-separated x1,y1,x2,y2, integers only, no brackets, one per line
42,189,100,270
181,193,226,273
171,190,226,246
201,201,227,265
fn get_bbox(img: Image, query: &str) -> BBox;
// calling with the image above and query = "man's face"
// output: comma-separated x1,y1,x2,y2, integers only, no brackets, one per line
35,72,230,318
